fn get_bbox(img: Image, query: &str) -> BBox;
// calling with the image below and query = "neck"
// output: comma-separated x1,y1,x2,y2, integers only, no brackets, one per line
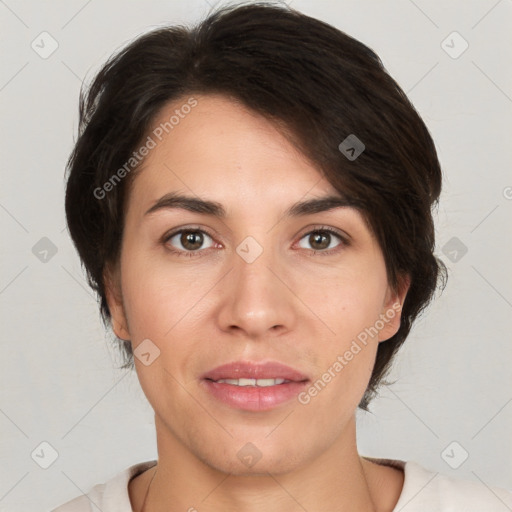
137,414,384,512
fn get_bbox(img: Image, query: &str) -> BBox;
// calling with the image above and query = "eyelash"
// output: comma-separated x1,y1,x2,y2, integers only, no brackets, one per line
161,225,349,258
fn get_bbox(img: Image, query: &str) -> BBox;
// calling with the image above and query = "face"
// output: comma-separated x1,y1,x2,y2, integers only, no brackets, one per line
106,94,407,476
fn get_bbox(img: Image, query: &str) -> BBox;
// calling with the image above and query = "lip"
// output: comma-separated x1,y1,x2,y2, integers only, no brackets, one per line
200,361,310,412
200,361,309,382
201,379,309,411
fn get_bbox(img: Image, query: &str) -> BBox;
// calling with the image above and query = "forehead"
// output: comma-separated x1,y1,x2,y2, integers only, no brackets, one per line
127,94,340,210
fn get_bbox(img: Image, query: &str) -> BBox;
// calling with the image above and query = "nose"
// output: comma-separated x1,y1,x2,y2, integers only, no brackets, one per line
216,236,297,340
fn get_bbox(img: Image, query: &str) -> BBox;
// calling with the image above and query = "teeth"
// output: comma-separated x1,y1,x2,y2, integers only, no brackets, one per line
215,378,287,387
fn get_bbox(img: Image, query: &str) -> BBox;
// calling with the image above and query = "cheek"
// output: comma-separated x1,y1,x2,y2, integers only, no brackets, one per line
304,264,386,338
297,271,385,402
300,305,380,420
118,245,199,338
118,253,205,408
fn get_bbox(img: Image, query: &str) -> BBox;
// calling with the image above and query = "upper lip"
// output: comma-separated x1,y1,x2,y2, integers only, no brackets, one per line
201,361,309,382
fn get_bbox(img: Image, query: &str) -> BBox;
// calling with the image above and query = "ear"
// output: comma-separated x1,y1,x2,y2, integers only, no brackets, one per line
103,264,130,341
378,274,410,343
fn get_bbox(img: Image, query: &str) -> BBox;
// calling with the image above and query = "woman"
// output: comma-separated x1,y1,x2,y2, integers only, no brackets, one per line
53,2,512,511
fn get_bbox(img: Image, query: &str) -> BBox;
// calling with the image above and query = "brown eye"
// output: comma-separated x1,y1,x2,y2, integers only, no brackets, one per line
165,229,215,254
309,232,331,250
180,231,204,251
297,228,346,254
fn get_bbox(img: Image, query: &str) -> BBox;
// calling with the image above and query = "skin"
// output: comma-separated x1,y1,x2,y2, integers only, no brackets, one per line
105,94,409,512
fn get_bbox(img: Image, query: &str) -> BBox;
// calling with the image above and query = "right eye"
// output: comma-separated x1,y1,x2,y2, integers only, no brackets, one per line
163,228,216,257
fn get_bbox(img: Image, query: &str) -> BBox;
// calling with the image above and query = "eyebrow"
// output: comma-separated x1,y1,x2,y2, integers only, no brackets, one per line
144,192,359,218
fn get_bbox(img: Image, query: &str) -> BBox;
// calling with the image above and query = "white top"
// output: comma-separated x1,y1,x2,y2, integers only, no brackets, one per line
51,457,512,511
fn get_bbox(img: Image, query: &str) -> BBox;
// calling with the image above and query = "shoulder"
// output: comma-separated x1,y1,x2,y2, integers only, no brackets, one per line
395,459,512,511
50,460,157,512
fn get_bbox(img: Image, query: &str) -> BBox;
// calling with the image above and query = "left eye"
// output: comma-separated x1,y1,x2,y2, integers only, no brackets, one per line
297,229,344,252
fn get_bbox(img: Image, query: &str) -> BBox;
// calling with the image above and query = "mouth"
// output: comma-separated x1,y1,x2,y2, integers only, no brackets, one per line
200,361,310,411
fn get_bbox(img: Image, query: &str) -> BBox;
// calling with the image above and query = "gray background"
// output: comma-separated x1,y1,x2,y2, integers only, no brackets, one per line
1,0,511,510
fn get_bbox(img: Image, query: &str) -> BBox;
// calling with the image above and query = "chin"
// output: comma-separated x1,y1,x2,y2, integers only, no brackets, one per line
194,436,310,477
207,452,306,477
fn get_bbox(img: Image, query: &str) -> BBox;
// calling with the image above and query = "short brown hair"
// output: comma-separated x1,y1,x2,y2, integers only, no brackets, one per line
65,1,447,411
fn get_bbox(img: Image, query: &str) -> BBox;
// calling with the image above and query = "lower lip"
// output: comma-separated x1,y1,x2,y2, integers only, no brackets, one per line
201,379,309,411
